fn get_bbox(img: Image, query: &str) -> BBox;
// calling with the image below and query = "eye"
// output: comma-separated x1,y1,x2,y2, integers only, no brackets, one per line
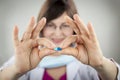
46,24,54,27
62,24,70,28
45,23,56,29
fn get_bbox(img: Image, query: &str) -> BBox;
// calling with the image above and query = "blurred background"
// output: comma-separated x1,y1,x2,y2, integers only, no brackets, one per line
0,0,120,66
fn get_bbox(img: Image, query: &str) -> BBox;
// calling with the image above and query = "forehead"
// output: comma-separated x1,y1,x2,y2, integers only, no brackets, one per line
48,12,68,24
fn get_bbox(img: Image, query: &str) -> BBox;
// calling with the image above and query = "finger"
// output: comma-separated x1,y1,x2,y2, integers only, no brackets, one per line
59,35,77,48
32,17,46,39
22,17,35,40
76,45,88,64
80,35,90,47
58,47,78,57
39,48,56,59
13,25,19,46
31,39,38,47
73,14,89,36
65,16,80,35
31,48,40,61
87,22,97,42
37,38,56,49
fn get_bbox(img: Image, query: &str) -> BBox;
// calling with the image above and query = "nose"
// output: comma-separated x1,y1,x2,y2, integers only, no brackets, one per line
54,27,63,36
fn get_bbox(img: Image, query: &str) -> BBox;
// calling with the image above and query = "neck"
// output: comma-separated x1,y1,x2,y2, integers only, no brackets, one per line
46,66,66,79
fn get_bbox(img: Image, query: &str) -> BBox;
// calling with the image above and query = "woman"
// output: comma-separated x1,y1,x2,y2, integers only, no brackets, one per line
0,0,120,80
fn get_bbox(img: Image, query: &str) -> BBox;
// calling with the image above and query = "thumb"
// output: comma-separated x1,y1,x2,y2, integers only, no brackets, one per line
37,38,56,49
59,35,77,48
58,47,78,57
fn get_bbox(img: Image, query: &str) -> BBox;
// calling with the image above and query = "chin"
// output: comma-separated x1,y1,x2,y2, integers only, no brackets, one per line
54,43,61,46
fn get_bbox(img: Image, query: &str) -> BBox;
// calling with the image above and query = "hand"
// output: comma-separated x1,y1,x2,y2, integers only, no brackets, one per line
12,17,56,74
59,14,104,68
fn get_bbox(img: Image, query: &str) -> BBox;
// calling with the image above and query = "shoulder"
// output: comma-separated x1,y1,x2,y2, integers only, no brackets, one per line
67,59,100,80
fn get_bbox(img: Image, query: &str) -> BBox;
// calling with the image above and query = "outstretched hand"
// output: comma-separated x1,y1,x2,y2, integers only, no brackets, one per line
12,17,56,74
58,14,104,68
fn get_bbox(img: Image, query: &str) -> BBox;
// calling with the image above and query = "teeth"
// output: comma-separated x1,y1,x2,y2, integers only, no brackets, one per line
54,47,62,51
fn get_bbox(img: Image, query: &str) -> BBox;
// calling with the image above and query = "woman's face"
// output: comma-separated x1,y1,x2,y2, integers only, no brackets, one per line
42,13,74,45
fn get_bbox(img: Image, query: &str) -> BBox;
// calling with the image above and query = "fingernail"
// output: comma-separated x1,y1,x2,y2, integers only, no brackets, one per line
73,14,78,20
38,17,46,24
30,16,35,24
42,17,46,23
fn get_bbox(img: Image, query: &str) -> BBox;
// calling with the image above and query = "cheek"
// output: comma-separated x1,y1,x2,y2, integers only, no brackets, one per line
63,29,74,36
42,28,51,37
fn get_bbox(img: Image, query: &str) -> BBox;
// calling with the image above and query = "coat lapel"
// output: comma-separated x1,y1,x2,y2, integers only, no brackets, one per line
30,67,45,80
30,59,81,80
67,59,80,80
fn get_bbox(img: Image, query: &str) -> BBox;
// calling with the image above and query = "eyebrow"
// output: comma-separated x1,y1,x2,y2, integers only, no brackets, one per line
46,22,55,26
47,22,68,27
61,22,68,25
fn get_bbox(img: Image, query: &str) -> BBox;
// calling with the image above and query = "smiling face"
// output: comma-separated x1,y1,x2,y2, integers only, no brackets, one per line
42,13,74,46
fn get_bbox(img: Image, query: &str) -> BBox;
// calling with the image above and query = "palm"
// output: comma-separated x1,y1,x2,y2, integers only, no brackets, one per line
60,14,104,67
13,17,55,73
14,41,36,72
76,36,103,67
76,45,88,64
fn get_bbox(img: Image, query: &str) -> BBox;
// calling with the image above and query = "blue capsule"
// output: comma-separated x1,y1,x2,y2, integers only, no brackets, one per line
54,47,62,51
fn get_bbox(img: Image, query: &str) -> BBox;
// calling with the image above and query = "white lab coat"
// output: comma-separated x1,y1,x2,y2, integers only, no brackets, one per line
1,56,120,80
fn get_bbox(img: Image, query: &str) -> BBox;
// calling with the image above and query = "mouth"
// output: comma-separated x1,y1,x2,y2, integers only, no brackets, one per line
52,38,64,45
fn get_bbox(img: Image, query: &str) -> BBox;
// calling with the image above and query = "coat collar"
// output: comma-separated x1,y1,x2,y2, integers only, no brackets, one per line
30,59,80,80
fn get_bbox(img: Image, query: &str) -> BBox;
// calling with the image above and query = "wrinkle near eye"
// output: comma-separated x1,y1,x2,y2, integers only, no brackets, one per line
45,22,56,29
60,23,70,29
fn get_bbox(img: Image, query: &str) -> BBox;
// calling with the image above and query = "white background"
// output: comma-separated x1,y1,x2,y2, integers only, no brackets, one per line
0,0,120,66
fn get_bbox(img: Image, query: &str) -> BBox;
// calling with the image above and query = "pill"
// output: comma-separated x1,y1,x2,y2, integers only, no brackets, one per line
54,47,62,51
